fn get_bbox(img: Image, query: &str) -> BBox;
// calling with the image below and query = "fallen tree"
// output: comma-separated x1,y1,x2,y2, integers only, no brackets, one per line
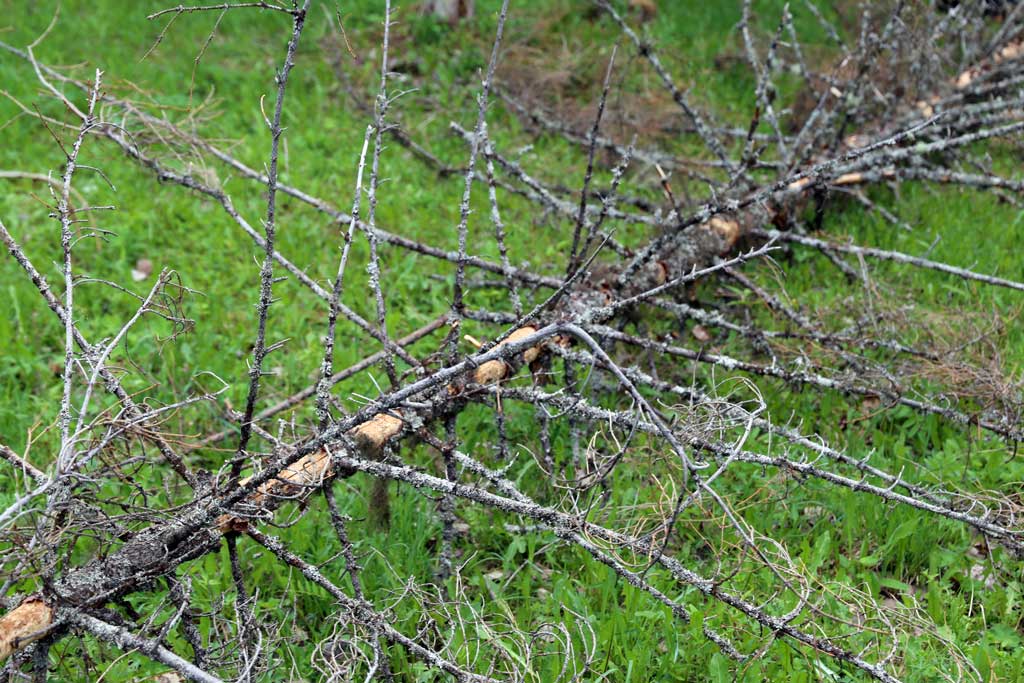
1,1,1023,681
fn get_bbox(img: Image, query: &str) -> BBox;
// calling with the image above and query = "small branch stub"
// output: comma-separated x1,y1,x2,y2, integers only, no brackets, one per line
0,598,53,661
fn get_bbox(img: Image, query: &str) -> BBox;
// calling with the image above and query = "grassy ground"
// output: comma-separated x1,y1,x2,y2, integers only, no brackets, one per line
1,1,1023,681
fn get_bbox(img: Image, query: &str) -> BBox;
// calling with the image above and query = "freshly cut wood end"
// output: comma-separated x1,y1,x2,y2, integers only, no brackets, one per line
216,449,332,533
472,326,540,384
834,172,863,186
836,168,894,186
216,413,405,533
509,326,541,364
956,70,975,89
708,217,740,250
653,260,669,285
277,449,331,489
350,413,404,451
473,359,507,385
0,598,52,661
787,177,811,192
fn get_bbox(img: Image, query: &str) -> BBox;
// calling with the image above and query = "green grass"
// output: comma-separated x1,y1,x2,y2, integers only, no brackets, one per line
1,1,1023,681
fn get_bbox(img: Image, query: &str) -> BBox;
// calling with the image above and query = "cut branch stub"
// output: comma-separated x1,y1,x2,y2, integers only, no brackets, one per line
708,217,740,251
350,412,405,452
471,325,540,384
215,412,404,534
214,326,541,534
0,598,52,661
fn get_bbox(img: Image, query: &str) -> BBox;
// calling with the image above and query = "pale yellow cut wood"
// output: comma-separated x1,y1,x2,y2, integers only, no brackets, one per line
0,599,52,661
787,177,812,192
472,326,539,385
351,413,404,451
217,412,405,533
709,217,740,249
